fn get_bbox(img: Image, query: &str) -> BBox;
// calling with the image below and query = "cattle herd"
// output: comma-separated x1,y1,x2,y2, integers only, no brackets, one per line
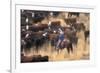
21,10,90,63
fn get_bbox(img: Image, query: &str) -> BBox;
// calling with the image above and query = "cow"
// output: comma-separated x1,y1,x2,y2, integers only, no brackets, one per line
21,37,33,54
68,12,80,17
21,54,48,63
71,23,85,32
21,31,49,53
84,30,89,42
30,31,49,52
32,55,48,62
49,12,60,17
64,18,76,25
29,24,48,32
50,21,61,29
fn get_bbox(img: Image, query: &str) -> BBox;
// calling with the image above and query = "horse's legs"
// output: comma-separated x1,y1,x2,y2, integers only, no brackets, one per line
70,43,73,53
67,43,73,54
67,47,70,54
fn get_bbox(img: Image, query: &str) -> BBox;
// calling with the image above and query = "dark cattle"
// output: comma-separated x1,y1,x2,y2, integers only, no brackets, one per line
30,32,48,52
21,30,32,38
21,39,26,52
32,55,48,62
21,54,48,63
21,30,33,53
21,10,35,19
21,17,27,26
48,33,59,47
61,39,73,53
24,38,32,49
64,18,76,25
21,19,32,26
21,38,32,53
30,24,48,32
84,30,89,41
51,21,60,25
21,12,27,18
64,28,78,45
48,33,58,40
32,11,49,23
32,15,44,23
21,10,34,26
48,21,61,33
21,31,47,53
21,10,49,25
50,12,60,17
21,24,48,32
21,27,49,53
51,21,61,27
72,23,85,31
21,53,33,63
68,12,80,17
21,31,26,38
44,28,53,34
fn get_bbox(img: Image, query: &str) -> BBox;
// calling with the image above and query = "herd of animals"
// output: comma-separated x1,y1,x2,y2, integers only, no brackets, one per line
21,10,90,63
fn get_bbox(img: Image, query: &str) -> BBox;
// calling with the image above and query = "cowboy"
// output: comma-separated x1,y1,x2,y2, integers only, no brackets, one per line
56,28,64,50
